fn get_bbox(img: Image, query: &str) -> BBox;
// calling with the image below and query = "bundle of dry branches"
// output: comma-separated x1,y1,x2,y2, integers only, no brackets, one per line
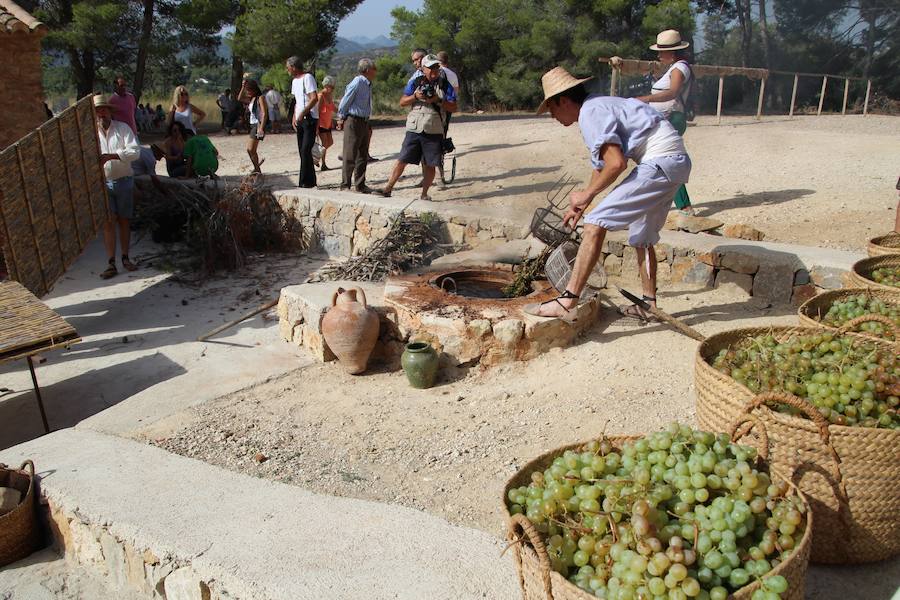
134,176,303,278
312,210,442,282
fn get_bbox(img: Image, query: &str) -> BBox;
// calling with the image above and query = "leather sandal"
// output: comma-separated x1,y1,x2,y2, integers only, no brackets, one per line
100,258,118,280
524,290,579,322
122,254,138,272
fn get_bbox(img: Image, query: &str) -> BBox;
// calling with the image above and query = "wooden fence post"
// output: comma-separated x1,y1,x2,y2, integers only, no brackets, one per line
756,77,766,120
716,75,724,125
610,68,618,97
789,74,798,117
863,80,872,116
817,75,828,116
841,78,850,115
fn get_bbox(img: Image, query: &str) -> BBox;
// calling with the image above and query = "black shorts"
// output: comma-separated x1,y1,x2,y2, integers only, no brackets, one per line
249,130,265,141
398,131,443,167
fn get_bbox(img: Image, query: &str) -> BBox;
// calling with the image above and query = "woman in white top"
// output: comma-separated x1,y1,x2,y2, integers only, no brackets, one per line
166,85,206,135
238,79,268,173
635,29,694,214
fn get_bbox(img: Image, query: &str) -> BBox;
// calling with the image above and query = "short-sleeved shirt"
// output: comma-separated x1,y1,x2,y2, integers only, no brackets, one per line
132,146,158,176
183,135,218,176
650,61,691,116
441,66,459,90
292,73,319,120
578,95,684,169
108,92,138,136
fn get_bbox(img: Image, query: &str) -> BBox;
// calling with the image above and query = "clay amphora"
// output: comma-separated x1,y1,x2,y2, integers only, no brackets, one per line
401,341,439,389
321,287,379,375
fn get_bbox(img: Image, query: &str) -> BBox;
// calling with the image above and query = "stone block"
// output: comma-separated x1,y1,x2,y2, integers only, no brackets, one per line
603,254,623,276
318,202,340,223
100,530,127,590
655,243,673,263
445,222,466,246
719,252,760,274
715,270,753,297
722,223,765,241
606,240,625,257
696,251,722,267
665,213,724,233
752,264,794,304
68,516,105,567
682,262,715,287
467,319,492,339
493,319,525,346
794,269,811,285
124,544,151,594
504,223,530,240
791,284,818,307
321,235,352,257
164,566,211,600
475,229,493,242
668,257,694,282
621,246,639,278
809,266,845,290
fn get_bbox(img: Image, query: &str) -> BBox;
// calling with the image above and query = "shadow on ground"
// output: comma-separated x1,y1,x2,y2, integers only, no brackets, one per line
696,189,815,217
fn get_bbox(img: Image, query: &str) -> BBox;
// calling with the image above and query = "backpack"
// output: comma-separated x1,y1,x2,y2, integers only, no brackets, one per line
676,60,696,121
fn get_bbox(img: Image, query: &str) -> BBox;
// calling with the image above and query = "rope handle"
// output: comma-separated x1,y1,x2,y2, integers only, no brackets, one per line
735,392,848,508
507,513,554,600
729,414,770,462
837,313,897,340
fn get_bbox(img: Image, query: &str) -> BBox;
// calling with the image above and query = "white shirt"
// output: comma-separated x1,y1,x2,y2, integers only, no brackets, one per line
292,73,318,120
265,89,282,109
650,61,691,117
174,105,196,134
631,121,685,164
97,120,140,181
441,66,459,90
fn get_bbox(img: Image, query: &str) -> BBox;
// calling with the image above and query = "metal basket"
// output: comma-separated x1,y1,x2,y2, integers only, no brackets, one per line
530,173,580,246
545,242,578,293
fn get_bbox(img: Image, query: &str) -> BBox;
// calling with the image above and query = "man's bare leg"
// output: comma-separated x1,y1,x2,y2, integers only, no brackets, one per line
635,245,658,307
532,224,606,317
421,165,436,198
381,161,409,195
118,217,131,258
103,218,116,260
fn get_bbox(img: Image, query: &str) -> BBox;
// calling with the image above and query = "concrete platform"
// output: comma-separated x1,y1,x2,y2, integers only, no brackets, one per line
0,429,520,600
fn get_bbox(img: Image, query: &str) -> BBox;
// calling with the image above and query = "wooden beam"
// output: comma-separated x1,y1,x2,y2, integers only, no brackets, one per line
841,78,850,115
789,74,799,118
863,80,872,116
716,76,724,125
817,76,827,116
756,77,766,120
610,68,618,97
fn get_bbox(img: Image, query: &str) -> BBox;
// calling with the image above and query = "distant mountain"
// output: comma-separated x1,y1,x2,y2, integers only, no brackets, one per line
347,35,397,48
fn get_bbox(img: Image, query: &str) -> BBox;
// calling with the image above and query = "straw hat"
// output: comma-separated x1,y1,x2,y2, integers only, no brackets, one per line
92,94,113,110
536,67,593,115
650,29,690,51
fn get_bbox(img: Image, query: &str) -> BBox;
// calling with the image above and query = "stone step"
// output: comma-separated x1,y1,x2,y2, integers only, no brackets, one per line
0,429,520,600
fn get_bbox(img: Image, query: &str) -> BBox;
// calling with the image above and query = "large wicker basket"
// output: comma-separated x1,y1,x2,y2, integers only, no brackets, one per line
867,232,900,257
848,254,900,292
695,329,900,564
797,291,899,342
503,435,812,600
0,461,41,567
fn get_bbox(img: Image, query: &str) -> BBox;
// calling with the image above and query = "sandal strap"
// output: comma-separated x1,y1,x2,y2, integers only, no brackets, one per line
642,294,657,302
559,290,579,300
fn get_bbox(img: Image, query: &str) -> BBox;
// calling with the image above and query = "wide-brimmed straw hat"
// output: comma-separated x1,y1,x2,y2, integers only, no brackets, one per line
650,29,690,51
92,94,114,110
536,67,593,115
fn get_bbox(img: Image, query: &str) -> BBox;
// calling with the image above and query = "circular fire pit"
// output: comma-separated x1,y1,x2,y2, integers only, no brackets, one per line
384,264,603,366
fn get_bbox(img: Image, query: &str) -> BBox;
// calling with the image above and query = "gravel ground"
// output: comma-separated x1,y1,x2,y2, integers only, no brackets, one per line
202,113,900,252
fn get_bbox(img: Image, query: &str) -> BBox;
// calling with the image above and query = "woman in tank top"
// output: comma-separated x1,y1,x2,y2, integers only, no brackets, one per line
238,79,268,174
167,86,206,135
317,76,337,171
635,29,694,215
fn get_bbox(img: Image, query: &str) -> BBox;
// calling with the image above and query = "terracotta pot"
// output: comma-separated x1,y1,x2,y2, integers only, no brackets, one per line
321,287,380,375
401,341,439,389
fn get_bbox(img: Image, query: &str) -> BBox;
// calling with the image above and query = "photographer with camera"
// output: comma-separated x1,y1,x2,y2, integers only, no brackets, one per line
378,55,457,201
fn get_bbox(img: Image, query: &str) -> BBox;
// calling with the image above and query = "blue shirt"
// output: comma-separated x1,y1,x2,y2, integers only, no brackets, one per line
403,74,458,103
578,95,664,169
338,75,373,119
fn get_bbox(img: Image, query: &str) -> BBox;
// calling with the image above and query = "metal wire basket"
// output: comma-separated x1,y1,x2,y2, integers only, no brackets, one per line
530,173,581,246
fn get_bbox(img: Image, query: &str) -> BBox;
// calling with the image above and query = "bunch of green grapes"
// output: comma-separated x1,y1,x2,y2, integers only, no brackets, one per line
820,294,899,340
507,424,804,600
711,332,899,429
871,267,900,288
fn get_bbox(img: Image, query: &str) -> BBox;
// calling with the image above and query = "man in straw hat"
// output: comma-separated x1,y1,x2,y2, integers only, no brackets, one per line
525,67,691,321
94,93,141,280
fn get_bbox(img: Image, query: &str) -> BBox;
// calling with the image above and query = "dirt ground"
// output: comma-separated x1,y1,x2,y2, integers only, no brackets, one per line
202,113,900,252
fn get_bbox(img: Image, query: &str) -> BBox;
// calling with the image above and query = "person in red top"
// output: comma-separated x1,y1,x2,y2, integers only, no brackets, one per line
108,76,138,137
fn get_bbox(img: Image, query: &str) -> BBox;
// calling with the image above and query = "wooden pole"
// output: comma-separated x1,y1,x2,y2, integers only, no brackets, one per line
756,77,766,120
610,68,618,97
197,298,279,342
15,145,49,295
57,118,83,247
817,75,828,116
789,74,799,117
841,78,850,115
37,129,66,271
863,79,872,116
716,76,724,125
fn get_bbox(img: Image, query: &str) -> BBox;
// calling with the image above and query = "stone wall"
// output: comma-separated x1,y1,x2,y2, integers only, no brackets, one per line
0,32,46,150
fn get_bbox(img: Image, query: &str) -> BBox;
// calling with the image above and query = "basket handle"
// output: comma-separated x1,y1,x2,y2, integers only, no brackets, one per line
736,392,849,509
837,313,897,340
508,513,554,600
729,414,770,462
16,460,35,499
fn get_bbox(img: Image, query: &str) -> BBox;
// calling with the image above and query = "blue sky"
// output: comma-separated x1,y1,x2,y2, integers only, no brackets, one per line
337,0,425,39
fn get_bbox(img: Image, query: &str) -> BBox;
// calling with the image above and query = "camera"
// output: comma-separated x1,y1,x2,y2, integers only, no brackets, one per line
417,81,437,99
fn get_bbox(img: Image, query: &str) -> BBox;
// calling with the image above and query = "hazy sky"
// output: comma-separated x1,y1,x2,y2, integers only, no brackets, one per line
337,0,425,39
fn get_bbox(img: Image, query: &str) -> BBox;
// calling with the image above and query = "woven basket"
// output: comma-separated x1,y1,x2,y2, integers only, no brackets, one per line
848,255,900,292
797,289,900,342
729,392,900,564
503,435,811,600
0,460,41,567
696,328,900,563
867,232,900,257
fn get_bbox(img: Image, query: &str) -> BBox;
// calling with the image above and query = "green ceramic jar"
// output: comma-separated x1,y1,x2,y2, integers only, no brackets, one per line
401,341,439,389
